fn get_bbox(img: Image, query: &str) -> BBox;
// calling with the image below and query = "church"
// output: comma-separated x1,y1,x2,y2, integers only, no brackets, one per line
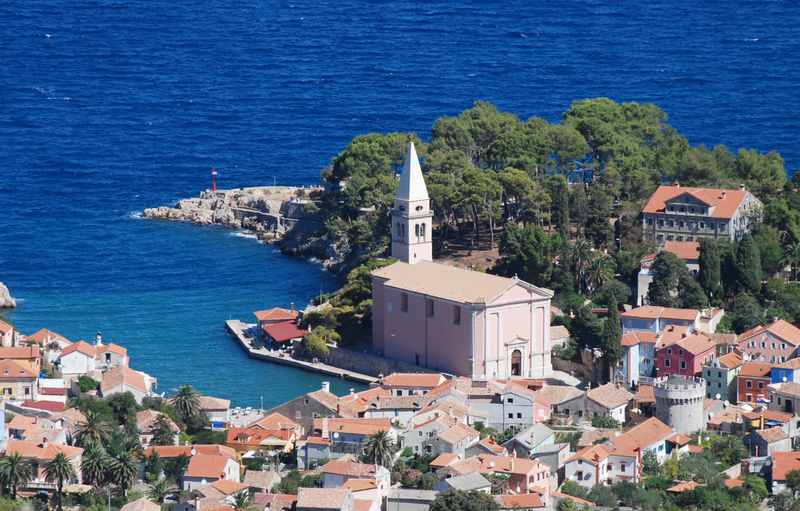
370,143,554,380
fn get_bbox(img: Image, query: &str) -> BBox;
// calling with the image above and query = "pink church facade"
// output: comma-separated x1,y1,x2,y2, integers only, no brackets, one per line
371,261,553,379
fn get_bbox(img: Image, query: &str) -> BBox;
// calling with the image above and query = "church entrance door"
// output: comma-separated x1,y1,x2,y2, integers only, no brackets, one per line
511,349,522,376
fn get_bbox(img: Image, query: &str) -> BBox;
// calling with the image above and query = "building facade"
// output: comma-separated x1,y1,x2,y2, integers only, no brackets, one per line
641,184,762,244
737,320,800,365
654,375,706,435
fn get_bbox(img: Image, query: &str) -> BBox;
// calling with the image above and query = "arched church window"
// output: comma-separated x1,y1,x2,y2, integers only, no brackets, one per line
415,224,420,237
415,205,423,211
511,350,522,376
420,223,426,239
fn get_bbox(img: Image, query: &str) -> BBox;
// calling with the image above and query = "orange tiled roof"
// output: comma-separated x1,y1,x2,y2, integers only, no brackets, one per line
25,328,70,346
740,319,800,347
97,343,127,356
623,305,699,322
144,444,236,459
60,340,96,358
0,359,36,380
611,417,674,453
757,427,788,443
6,439,82,461
430,453,460,468
739,362,772,378
342,479,377,492
586,383,633,410
664,241,701,260
496,493,545,509
380,372,446,388
208,479,249,495
254,308,298,322
621,331,658,347
0,320,12,334
718,352,743,369
642,185,750,219
667,481,703,493
567,444,611,465
249,412,300,431
673,333,715,356
321,459,378,478
314,417,391,437
772,451,800,481
101,366,149,394
0,346,39,360
185,454,230,479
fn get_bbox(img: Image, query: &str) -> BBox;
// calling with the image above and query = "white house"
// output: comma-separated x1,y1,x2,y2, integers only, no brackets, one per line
181,454,240,491
321,459,391,501
100,366,155,404
58,341,97,377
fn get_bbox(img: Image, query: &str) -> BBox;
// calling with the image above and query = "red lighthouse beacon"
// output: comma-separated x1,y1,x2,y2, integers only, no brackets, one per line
211,167,218,192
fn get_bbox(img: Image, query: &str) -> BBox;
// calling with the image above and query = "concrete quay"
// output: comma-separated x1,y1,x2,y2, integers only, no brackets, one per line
225,320,377,384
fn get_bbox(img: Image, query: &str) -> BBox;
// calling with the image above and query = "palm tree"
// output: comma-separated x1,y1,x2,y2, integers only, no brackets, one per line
784,241,800,282
233,490,252,511
586,254,615,295
76,409,112,447
45,452,76,511
147,478,170,504
170,385,201,422
106,450,138,496
149,414,177,446
363,430,394,467
0,452,34,499
81,441,109,487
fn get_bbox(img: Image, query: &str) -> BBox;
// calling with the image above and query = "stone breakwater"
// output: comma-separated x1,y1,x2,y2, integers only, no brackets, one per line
142,186,322,243
0,282,16,308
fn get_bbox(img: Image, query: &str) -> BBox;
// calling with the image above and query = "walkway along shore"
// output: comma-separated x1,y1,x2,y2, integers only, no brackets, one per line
225,319,377,384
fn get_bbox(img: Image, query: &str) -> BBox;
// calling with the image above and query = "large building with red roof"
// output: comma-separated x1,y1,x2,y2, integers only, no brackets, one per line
737,319,800,365
641,184,761,245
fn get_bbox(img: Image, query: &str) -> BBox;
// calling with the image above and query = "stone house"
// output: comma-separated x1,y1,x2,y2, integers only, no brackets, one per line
0,359,38,400
266,382,344,433
5,439,84,490
745,427,791,457
181,453,241,491
23,328,71,364
198,395,231,428
58,341,97,377
377,373,447,396
702,351,743,401
100,366,155,404
503,423,555,459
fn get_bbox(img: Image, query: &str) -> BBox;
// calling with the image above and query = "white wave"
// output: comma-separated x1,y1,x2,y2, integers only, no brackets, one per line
128,211,143,220
229,231,258,240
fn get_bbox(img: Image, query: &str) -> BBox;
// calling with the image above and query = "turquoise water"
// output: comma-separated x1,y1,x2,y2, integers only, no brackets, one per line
3,0,800,406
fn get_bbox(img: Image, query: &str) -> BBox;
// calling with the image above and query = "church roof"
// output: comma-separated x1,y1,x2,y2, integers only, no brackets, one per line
372,261,552,304
396,142,429,202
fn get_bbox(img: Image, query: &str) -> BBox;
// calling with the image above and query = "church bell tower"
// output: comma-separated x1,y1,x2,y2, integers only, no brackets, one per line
391,142,433,264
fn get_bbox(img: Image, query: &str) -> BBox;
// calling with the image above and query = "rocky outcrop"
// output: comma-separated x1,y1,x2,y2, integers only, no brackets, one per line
0,282,16,308
143,185,323,243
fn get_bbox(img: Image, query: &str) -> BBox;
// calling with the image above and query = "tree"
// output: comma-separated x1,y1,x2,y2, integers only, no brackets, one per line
147,478,170,504
731,293,763,333
591,415,619,429
76,409,112,447
106,450,138,495
149,414,177,446
754,225,785,277
734,234,762,294
678,271,708,309
699,239,723,301
233,490,252,511
363,430,395,467
559,481,589,499
303,326,337,358
494,224,556,287
78,376,99,393
170,385,201,423
570,306,602,351
163,454,189,482
647,251,685,307
0,453,33,499
430,489,499,511
587,485,616,507
80,441,108,486
45,452,76,511
599,296,623,372
787,469,800,497
143,452,163,483
593,279,631,308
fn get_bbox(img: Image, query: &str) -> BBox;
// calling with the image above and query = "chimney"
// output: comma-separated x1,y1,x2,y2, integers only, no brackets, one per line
739,184,746,191
290,302,295,312
349,388,355,396
321,381,330,393
41,437,48,448
673,181,680,187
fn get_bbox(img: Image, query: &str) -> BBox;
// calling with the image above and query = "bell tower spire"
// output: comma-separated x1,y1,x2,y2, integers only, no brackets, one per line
391,142,433,264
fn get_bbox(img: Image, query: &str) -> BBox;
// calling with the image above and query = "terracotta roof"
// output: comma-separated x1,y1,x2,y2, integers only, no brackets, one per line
303,436,331,446
60,341,96,358
253,494,296,511
25,328,69,346
185,454,230,479
380,372,445,388
6,439,82,461
567,444,611,465
254,308,298,322
226,427,293,445
551,492,594,507
306,389,340,412
0,359,36,380
136,409,179,434
496,493,545,509
611,417,674,453
438,423,479,445
249,412,300,431
577,429,615,448
463,454,546,476
586,383,633,410
144,444,236,459
739,362,772,378
39,387,66,395
550,325,570,340
208,479,249,495
772,451,800,481
724,478,745,489
262,321,307,343
372,261,552,304
242,469,280,490
622,305,699,321
740,320,800,346
687,444,703,454
667,481,703,493
314,417,391,437
536,385,583,405
718,352,743,369
668,433,691,446
634,385,655,404
297,488,349,510
101,366,150,394
97,343,127,356
477,438,507,456
621,331,658,347
21,400,64,412
120,498,161,511
673,333,715,356
8,415,56,431
757,427,789,443
763,409,794,422
321,459,378,478
776,358,800,370
0,346,40,360
430,453,460,468
664,240,701,260
710,333,738,346
642,185,751,219
343,479,377,492
198,395,231,410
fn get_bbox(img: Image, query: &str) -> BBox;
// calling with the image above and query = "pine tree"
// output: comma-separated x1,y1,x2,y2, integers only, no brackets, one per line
699,239,722,301
735,234,762,294
600,297,623,375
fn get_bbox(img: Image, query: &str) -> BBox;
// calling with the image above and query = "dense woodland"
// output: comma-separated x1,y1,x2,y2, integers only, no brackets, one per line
298,98,800,367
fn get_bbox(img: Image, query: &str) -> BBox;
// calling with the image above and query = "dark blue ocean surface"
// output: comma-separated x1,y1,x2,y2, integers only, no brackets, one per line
2,0,799,406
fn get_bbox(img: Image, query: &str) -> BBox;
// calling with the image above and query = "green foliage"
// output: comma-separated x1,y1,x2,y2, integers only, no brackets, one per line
699,239,724,301
78,375,99,393
162,454,189,482
0,453,34,499
730,293,763,333
586,485,616,507
494,224,559,287
599,297,623,366
648,251,707,308
735,234,762,294
590,415,620,429
273,470,322,494
302,326,336,358
362,430,396,467
430,489,499,511
560,481,589,499
170,385,201,424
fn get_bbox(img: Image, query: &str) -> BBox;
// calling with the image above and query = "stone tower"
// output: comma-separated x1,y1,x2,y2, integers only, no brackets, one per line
391,142,433,264
654,375,707,435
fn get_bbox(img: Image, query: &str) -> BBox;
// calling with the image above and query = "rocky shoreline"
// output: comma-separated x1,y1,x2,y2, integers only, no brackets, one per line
0,282,16,308
142,185,345,271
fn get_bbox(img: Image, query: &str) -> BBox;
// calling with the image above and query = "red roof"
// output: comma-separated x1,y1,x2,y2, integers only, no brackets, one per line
740,362,772,378
622,306,699,321
39,387,66,396
255,308,298,322
21,401,65,412
642,185,750,219
60,341,96,358
262,321,307,343
663,241,701,261
739,319,800,347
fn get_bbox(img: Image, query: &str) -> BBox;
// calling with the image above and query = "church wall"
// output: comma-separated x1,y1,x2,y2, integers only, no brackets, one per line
425,300,472,376
371,278,386,355
380,286,429,367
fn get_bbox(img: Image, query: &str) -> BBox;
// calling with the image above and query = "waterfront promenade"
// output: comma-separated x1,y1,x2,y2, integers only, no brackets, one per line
225,320,377,384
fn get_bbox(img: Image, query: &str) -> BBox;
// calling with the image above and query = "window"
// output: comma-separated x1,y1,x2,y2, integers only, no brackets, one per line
758,382,764,389
746,381,752,389
415,224,420,237
401,293,408,313
453,306,461,325
647,218,653,225
517,413,522,419
511,350,522,377
24,387,29,395
667,348,672,355
746,394,752,402
426,299,434,317
295,411,302,419
507,397,514,404
700,221,705,229
418,431,423,437
718,371,722,378
680,361,686,369
665,359,671,368
508,413,513,419
621,463,626,472
772,343,776,349
420,223,426,239
782,343,787,350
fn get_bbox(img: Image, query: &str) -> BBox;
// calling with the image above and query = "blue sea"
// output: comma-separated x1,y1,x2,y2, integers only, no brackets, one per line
2,0,799,407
